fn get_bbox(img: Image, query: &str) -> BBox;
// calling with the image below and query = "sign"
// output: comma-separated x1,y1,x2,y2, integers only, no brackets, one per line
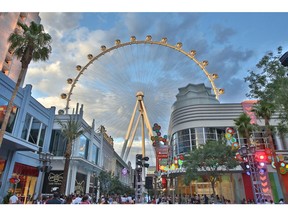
42,171,63,193
75,173,87,195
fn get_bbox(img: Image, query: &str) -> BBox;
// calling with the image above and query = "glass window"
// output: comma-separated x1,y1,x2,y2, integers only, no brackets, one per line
38,124,47,152
21,114,32,140
216,128,226,141
95,146,99,165
28,117,41,144
195,128,204,145
78,135,89,159
0,97,18,133
49,129,67,156
91,144,99,165
205,127,217,140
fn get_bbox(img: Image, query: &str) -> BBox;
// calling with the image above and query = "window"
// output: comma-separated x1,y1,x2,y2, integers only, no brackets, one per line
205,128,217,140
28,118,41,144
21,114,47,146
21,114,32,140
91,144,99,165
195,128,204,145
216,128,226,141
0,97,18,133
78,135,89,159
49,130,67,156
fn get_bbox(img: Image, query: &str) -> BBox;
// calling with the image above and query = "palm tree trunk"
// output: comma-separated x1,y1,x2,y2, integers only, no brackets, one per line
245,129,251,147
60,141,72,195
211,179,216,197
60,155,70,195
266,120,288,203
0,67,27,148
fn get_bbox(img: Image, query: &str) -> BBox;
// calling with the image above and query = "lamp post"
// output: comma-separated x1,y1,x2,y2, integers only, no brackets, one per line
38,152,53,194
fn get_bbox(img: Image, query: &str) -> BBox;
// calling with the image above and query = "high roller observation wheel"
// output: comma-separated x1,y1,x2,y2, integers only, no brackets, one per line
60,35,224,114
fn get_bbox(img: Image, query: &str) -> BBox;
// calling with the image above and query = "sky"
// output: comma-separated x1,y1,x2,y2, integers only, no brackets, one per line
3,1,288,167
2,1,288,215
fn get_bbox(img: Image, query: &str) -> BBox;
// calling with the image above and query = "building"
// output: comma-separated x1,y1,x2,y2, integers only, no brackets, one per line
0,72,55,203
46,104,133,199
0,73,133,203
0,12,41,86
162,83,288,203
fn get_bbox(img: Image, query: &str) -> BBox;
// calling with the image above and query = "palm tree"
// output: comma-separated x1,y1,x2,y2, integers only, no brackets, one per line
0,21,52,148
234,112,255,147
58,116,84,195
252,100,288,203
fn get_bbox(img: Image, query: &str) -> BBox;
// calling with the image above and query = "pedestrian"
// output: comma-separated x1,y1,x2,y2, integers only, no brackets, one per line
80,195,90,204
39,195,48,204
204,194,209,204
278,198,284,204
241,198,246,204
64,195,73,204
72,194,82,204
46,192,62,204
9,193,19,204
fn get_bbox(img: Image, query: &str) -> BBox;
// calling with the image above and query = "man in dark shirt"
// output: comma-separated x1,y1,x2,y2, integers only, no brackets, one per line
46,192,62,204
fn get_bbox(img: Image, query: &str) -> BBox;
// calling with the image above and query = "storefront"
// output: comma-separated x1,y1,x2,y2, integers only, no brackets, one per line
9,162,39,204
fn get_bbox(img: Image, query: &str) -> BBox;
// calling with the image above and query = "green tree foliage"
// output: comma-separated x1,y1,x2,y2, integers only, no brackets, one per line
183,140,238,196
245,46,288,124
234,112,256,147
98,170,134,197
58,116,84,195
0,21,52,147
245,46,288,202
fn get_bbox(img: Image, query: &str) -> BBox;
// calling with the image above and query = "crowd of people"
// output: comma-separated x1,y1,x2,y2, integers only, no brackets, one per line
8,192,286,204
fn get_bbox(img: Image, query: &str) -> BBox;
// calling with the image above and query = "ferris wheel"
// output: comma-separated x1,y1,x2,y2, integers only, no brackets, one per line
59,35,224,162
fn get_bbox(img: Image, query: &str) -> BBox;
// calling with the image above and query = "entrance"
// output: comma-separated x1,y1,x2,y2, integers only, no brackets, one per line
9,162,39,204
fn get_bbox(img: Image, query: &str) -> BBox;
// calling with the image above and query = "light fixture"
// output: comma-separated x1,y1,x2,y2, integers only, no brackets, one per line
101,45,106,51
176,42,182,49
130,36,136,42
115,39,121,45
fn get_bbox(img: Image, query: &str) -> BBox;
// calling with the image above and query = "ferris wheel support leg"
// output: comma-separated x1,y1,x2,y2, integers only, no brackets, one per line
121,100,139,158
124,114,141,162
140,100,154,138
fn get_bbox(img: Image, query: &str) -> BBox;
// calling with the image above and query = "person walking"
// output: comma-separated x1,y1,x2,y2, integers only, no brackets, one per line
46,192,62,204
9,193,19,204
80,195,90,204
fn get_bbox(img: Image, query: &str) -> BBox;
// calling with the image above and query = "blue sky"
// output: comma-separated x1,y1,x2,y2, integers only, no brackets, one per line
3,1,288,166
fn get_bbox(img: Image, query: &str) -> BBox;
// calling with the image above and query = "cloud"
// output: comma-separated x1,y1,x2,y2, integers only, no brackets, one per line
213,24,236,44
24,12,287,165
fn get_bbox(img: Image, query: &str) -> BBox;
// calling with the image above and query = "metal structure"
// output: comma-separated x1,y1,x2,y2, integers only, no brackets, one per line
60,35,224,114
121,92,152,203
121,91,153,161
238,146,272,203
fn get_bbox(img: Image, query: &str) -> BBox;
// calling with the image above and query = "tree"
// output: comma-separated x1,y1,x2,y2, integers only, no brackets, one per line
245,46,288,125
234,113,255,147
252,100,288,203
58,116,84,195
98,170,112,197
98,170,135,198
0,21,52,148
245,46,288,202
183,140,238,196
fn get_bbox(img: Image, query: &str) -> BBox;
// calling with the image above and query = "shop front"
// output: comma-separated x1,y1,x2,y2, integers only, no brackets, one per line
9,162,39,204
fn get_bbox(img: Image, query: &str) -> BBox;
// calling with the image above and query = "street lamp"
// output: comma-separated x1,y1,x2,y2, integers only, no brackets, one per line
38,152,53,173
38,152,53,196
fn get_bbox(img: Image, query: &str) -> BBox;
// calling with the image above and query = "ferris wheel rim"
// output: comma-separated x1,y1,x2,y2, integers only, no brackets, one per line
61,36,224,114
